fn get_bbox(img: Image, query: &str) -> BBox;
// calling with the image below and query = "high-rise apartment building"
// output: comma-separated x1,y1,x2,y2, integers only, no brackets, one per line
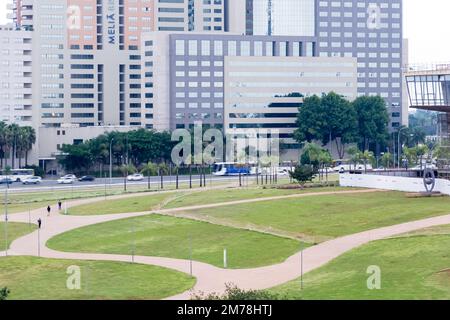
0,25,33,126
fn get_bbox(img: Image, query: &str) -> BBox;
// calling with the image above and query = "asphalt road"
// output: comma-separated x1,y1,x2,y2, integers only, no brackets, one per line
1,174,253,194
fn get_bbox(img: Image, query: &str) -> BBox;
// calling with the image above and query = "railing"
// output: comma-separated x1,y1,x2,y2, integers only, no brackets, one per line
405,62,450,73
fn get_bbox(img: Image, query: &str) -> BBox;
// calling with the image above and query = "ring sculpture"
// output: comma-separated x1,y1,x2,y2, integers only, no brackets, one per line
423,168,436,193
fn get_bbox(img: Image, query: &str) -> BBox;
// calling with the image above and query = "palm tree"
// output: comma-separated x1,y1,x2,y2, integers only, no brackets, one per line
360,150,375,173
7,124,20,169
0,122,7,169
380,152,393,170
346,146,360,171
119,164,136,191
141,162,158,190
158,163,169,189
23,126,36,167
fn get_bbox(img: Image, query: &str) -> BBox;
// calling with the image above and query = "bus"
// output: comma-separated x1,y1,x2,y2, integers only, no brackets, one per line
212,162,253,176
0,169,35,182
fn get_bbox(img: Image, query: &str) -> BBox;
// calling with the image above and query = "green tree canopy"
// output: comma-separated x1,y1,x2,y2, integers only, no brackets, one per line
353,96,389,151
294,92,358,159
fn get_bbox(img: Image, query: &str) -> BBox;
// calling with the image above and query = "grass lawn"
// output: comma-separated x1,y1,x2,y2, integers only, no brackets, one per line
163,186,347,209
175,191,450,243
270,226,450,299
0,222,36,249
67,193,175,216
0,256,195,300
47,214,302,269
66,185,350,216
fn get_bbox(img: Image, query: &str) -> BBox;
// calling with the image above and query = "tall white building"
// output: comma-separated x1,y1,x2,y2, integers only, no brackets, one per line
0,25,33,127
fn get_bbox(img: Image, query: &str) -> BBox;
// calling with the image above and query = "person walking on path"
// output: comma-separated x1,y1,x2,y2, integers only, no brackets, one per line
37,218,42,229
58,201,62,211
47,205,51,217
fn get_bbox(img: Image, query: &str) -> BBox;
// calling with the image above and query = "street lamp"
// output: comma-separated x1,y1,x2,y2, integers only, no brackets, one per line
397,127,408,169
109,138,114,185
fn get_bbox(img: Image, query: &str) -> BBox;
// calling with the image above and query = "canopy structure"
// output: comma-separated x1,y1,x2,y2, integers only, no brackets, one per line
405,64,450,139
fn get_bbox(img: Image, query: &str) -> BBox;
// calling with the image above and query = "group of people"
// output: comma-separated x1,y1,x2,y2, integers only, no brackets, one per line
37,200,63,229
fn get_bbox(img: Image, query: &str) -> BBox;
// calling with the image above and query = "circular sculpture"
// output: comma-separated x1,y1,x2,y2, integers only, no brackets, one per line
423,168,436,193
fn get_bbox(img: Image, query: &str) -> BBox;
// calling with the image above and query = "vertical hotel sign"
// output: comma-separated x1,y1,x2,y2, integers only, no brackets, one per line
106,0,116,45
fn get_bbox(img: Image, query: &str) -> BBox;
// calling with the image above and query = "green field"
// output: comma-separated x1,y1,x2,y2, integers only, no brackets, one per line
67,193,176,215
67,186,349,216
47,214,302,269
271,225,450,299
0,222,36,249
176,191,450,243
163,186,346,209
0,256,195,300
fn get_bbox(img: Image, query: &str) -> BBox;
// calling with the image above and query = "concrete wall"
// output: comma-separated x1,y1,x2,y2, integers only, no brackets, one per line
340,173,450,196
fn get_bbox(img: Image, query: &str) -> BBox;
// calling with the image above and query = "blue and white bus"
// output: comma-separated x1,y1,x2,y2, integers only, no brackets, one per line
0,168,35,182
212,162,252,176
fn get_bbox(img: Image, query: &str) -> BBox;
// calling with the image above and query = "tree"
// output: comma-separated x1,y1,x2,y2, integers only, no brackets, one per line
300,142,322,170
59,144,94,172
141,162,158,190
191,284,281,300
58,129,174,172
360,150,375,173
7,124,20,169
21,126,36,167
317,149,333,182
289,165,317,188
0,122,7,168
119,164,136,191
380,152,393,170
295,92,358,159
346,146,361,171
353,96,389,151
300,143,332,181
0,287,10,300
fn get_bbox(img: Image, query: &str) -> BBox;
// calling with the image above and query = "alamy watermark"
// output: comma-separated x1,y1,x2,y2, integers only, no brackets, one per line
171,122,280,167
366,265,381,290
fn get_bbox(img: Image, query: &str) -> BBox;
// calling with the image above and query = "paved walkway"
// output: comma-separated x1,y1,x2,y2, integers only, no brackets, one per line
3,187,450,300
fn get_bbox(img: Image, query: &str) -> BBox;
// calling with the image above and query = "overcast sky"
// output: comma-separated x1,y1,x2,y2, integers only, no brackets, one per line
0,0,448,64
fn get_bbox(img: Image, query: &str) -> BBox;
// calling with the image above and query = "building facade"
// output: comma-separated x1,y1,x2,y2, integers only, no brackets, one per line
224,56,357,150
245,0,406,130
0,25,33,127
4,0,406,166
141,32,319,131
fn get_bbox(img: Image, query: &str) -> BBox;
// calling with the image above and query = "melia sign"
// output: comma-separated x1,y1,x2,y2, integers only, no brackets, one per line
107,0,116,44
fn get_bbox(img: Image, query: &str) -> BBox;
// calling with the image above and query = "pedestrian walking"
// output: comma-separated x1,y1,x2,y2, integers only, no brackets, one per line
58,200,62,211
38,218,42,229
47,205,51,217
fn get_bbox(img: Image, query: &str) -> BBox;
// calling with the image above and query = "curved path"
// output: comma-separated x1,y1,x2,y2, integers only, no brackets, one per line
2,187,450,300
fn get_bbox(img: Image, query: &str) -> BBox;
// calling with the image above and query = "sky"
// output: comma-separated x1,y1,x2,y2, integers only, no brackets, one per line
0,0,448,64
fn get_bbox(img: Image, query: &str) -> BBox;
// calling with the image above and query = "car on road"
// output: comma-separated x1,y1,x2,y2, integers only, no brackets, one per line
78,175,96,182
0,177,14,185
62,174,77,180
127,173,144,181
22,176,42,185
57,177,75,184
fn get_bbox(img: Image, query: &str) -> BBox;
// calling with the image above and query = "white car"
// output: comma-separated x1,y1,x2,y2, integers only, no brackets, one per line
127,173,144,181
57,177,75,184
62,174,77,180
22,176,42,185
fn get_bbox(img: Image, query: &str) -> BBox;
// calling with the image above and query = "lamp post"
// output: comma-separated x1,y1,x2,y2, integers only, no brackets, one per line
109,138,114,185
397,127,408,169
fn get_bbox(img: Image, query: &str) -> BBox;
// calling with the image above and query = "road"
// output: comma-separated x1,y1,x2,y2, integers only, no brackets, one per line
1,174,257,194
